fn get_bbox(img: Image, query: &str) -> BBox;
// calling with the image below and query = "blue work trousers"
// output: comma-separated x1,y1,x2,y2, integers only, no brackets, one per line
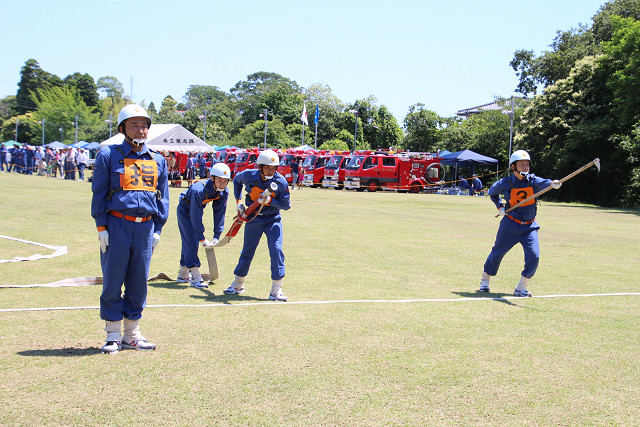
234,214,285,280
483,217,540,279
100,214,154,321
177,204,201,269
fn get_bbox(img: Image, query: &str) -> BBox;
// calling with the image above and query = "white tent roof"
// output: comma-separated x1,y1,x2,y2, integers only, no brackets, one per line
100,124,215,153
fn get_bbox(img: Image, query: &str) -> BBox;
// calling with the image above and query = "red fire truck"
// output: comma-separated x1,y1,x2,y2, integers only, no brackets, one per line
234,148,260,176
322,153,352,190
217,149,239,174
302,153,331,187
343,151,444,192
277,150,308,183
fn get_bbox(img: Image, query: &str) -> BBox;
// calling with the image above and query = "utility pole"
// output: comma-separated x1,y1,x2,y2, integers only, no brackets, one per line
508,97,514,160
349,106,359,153
260,109,268,148
203,110,207,143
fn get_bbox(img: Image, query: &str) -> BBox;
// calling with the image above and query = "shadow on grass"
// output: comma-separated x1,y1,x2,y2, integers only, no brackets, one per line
451,290,522,307
18,347,101,357
147,280,266,303
148,281,184,290
190,289,267,304
557,204,640,217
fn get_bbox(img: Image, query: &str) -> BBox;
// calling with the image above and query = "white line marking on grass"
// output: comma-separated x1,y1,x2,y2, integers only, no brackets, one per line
1,292,640,313
0,235,68,263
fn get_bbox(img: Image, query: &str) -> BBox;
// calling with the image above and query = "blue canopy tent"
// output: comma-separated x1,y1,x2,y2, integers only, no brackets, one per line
46,141,67,149
439,149,499,185
71,141,88,148
83,141,101,150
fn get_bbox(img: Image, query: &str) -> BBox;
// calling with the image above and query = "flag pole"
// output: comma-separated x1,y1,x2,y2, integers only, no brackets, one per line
314,104,319,150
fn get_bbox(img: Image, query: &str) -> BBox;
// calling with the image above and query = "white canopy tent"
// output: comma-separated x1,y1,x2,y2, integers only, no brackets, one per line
100,124,215,153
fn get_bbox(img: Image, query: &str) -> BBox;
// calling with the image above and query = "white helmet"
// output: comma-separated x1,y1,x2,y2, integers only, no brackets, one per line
117,104,151,128
257,149,280,166
210,162,231,179
509,150,531,166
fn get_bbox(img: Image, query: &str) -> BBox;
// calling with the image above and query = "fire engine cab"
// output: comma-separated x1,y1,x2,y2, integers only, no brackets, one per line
322,153,352,190
277,150,308,183
344,151,444,192
217,149,238,176
234,148,260,176
302,153,331,187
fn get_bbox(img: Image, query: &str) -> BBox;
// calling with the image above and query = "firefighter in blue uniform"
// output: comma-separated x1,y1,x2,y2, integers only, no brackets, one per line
12,144,22,173
224,149,291,301
91,104,169,354
0,143,6,172
176,162,231,288
25,146,34,175
471,174,483,195
478,150,561,297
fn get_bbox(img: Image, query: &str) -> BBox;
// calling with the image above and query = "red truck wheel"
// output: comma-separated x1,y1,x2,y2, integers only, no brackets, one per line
366,180,379,192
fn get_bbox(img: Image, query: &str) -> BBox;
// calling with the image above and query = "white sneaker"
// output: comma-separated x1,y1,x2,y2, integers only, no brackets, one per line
479,279,490,292
223,285,244,295
190,275,208,288
121,339,156,350
269,289,287,302
513,288,532,297
100,340,121,354
176,272,191,283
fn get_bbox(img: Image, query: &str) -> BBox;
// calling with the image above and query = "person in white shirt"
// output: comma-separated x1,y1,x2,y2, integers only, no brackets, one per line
76,148,88,181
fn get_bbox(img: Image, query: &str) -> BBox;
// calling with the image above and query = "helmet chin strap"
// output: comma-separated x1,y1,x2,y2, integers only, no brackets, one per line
125,135,145,146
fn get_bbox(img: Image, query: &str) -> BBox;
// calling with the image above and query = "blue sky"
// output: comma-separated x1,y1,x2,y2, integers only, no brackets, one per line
2,0,607,122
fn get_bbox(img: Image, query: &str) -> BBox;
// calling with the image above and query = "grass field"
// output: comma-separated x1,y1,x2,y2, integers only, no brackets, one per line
1,172,639,426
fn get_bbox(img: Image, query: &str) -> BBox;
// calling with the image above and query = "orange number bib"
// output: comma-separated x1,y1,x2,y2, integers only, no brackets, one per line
121,159,158,191
248,186,271,205
510,187,534,207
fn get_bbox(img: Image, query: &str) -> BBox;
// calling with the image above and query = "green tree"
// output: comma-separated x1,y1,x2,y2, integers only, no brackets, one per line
0,95,16,118
64,73,99,107
402,103,442,151
97,76,124,110
155,95,183,124
304,83,345,146
515,55,622,206
319,139,350,151
601,16,640,127
0,112,43,145
372,105,403,149
230,118,292,149
231,72,303,128
183,85,238,142
30,84,101,144
16,59,63,114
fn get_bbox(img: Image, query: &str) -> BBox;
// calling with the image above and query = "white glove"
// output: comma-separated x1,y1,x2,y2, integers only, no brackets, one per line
98,230,109,253
210,238,219,246
497,207,506,217
152,233,161,250
236,203,246,215
551,179,562,189
258,195,271,205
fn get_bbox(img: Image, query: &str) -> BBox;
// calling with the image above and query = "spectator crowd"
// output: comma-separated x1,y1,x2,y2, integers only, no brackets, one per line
0,142,90,181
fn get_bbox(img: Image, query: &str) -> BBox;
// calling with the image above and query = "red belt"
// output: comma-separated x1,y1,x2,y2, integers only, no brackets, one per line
110,211,152,223
506,214,534,225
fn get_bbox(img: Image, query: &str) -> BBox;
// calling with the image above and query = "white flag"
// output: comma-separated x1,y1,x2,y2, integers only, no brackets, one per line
301,103,308,126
